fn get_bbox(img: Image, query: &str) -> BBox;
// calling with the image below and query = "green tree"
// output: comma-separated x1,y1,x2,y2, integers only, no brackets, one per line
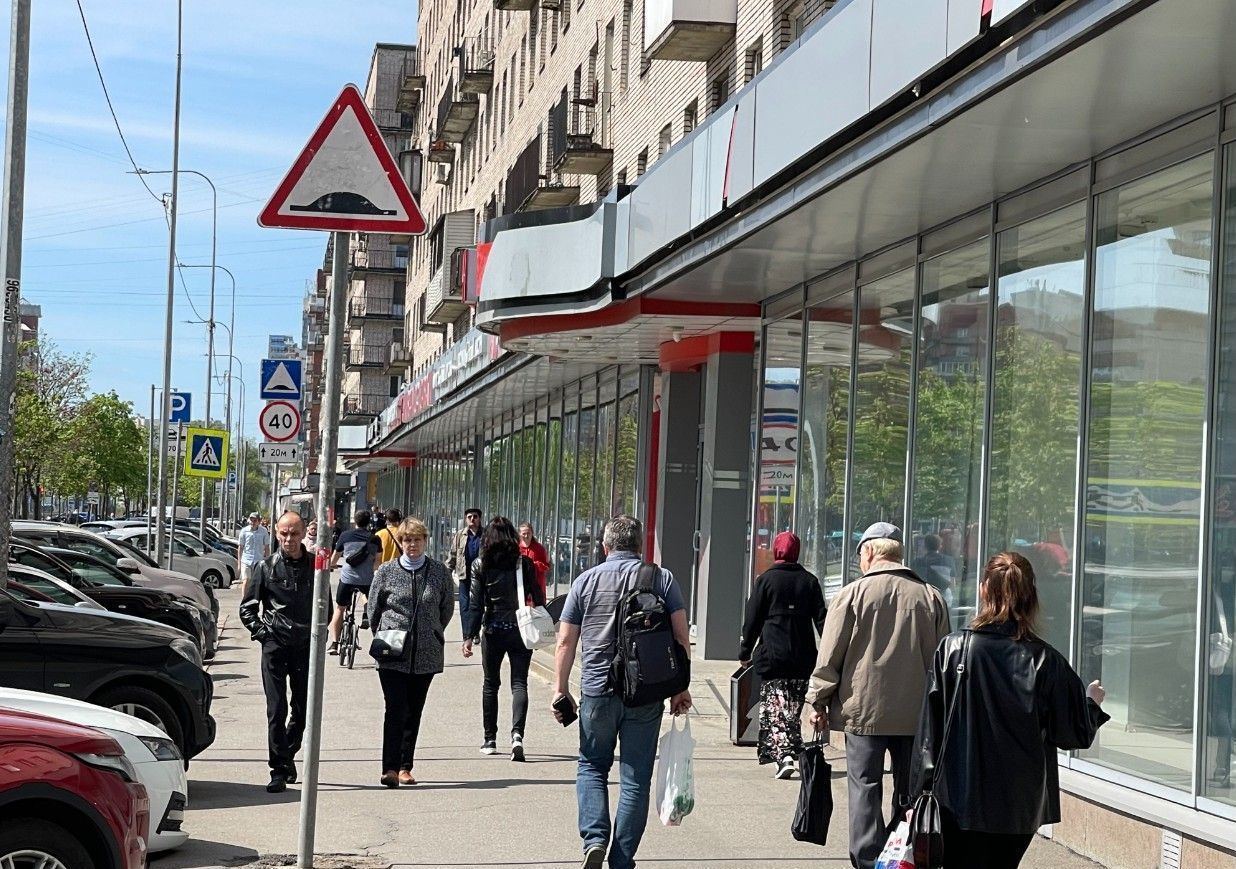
14,339,92,518
61,392,147,517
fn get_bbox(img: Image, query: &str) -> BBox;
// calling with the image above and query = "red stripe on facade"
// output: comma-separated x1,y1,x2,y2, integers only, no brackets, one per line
658,331,756,372
498,297,760,343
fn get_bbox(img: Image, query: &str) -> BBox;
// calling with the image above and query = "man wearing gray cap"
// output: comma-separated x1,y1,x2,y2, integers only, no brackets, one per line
806,522,951,869
237,511,271,598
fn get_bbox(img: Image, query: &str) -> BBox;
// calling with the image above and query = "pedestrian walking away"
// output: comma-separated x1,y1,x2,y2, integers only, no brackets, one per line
238,511,314,794
374,508,403,569
908,552,1108,869
447,507,484,624
236,511,271,598
739,531,826,779
463,516,545,761
368,517,455,787
553,514,692,869
328,509,381,653
518,521,551,599
805,522,951,869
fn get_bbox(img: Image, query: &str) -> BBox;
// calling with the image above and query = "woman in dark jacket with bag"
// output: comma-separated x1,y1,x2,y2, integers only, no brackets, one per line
462,516,546,761
910,552,1108,868
739,532,827,779
367,517,455,788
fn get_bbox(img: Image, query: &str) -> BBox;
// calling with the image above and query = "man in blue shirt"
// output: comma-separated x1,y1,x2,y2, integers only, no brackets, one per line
237,511,271,597
553,515,692,869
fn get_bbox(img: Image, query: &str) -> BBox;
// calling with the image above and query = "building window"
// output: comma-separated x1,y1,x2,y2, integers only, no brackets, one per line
616,168,627,187
563,0,571,33
744,38,763,84
683,100,698,135
389,376,400,398
621,0,632,90
657,123,672,160
636,149,648,178
709,75,730,115
780,0,806,52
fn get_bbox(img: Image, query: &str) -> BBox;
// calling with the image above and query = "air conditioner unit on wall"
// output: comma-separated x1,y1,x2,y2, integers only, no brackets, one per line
434,162,452,185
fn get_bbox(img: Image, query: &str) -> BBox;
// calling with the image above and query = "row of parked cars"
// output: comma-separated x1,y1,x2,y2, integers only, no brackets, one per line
0,521,224,865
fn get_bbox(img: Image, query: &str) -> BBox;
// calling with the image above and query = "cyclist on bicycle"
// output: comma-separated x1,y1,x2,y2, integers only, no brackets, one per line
328,509,381,654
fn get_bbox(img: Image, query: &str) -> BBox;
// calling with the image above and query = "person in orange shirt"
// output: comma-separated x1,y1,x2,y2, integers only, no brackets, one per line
517,522,550,598
374,509,403,568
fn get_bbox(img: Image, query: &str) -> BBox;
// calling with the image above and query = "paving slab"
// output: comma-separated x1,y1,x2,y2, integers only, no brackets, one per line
154,582,1105,869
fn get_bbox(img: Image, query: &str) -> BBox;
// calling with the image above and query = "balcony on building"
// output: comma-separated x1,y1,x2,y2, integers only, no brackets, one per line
458,37,495,94
350,247,409,274
424,261,471,326
347,295,406,324
436,76,480,144
644,0,737,62
344,340,387,370
507,130,579,212
553,90,613,175
539,0,562,7
385,335,412,372
341,391,386,420
494,0,536,10
371,107,417,135
427,128,455,165
397,50,425,114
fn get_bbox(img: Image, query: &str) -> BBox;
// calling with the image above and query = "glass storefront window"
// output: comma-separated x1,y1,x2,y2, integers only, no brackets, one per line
754,314,804,578
987,202,1087,655
797,288,853,600
1080,154,1213,790
909,238,990,624
615,371,640,518
850,267,915,574
560,402,580,581
1206,145,1236,804
576,401,598,575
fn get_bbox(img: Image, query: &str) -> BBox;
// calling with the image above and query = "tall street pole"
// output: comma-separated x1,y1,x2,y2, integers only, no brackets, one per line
298,232,347,866
0,0,32,589
154,0,184,565
147,385,155,541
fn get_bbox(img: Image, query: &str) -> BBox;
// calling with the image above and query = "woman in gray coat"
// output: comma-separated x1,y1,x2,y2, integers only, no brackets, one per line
367,517,455,787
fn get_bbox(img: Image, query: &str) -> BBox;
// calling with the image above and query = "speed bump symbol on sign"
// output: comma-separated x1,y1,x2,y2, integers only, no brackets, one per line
184,427,229,479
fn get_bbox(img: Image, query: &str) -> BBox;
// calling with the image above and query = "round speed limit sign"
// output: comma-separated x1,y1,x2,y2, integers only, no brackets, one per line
259,400,301,443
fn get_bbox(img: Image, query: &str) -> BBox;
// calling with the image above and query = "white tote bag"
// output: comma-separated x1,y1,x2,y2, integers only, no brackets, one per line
515,562,556,650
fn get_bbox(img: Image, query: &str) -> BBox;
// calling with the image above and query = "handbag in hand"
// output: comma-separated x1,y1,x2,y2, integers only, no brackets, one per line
910,631,971,869
790,728,833,846
515,561,556,650
369,629,410,660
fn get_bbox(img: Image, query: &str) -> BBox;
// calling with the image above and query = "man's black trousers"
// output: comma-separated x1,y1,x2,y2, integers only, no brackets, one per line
260,640,310,773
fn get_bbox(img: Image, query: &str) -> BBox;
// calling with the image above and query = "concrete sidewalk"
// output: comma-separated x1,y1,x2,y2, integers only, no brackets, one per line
156,586,1105,868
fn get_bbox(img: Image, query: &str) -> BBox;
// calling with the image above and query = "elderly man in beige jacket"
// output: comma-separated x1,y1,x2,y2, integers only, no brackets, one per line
806,522,951,869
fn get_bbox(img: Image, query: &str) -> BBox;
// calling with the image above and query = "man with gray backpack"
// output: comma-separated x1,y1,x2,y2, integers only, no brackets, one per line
552,515,693,869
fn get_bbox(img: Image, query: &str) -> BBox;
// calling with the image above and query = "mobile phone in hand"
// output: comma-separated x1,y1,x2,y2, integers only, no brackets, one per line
553,694,578,727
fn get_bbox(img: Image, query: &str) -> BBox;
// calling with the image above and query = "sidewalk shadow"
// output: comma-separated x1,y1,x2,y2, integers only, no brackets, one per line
187,779,300,809
150,838,259,868
326,777,579,791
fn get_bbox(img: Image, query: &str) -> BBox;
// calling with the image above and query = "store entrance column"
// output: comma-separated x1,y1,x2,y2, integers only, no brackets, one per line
656,333,756,660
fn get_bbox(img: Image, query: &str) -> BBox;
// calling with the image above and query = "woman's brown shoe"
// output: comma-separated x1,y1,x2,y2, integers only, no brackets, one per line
380,770,400,788
398,769,416,785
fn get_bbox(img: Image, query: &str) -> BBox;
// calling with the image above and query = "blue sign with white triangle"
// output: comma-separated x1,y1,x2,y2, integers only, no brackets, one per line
260,358,302,400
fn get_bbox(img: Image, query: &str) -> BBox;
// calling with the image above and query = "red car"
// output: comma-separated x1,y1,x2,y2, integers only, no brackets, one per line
0,707,149,869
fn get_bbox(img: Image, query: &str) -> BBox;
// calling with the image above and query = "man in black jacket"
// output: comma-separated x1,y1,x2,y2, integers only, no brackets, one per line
239,511,315,793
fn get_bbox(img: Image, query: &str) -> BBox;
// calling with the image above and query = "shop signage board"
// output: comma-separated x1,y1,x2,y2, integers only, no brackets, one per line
259,400,302,443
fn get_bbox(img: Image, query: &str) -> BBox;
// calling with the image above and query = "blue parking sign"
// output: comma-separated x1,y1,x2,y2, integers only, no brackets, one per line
169,391,191,424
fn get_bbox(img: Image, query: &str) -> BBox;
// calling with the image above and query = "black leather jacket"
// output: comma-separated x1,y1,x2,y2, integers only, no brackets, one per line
239,546,315,648
910,624,1109,834
464,554,544,639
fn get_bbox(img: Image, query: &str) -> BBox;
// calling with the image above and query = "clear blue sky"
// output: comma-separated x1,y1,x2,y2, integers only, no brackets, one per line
4,0,414,437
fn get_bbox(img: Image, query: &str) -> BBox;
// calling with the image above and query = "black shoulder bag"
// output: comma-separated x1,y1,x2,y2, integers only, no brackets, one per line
910,630,970,869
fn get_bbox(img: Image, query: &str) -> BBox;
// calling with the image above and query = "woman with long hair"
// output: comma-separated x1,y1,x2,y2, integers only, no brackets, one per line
368,517,455,787
738,531,826,778
462,516,545,761
911,552,1108,868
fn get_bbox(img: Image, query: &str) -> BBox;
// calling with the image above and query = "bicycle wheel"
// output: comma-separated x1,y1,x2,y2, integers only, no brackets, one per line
337,618,351,668
343,621,357,670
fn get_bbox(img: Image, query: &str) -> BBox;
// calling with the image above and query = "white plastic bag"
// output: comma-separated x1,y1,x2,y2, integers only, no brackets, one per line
515,563,555,650
655,714,696,826
874,820,914,869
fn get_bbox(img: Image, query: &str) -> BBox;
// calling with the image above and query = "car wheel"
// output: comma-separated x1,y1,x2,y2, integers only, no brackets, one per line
0,818,95,869
202,569,223,588
92,685,186,758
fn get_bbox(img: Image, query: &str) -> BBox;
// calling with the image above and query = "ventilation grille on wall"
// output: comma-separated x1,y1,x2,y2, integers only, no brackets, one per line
1161,829,1183,869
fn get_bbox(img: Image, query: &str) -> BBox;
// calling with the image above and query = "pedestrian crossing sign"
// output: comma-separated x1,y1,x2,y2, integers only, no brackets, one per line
184,427,229,479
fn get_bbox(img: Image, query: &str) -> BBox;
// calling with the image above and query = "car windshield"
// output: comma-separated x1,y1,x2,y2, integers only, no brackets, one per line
108,536,158,568
12,570,82,606
9,548,76,584
48,550,131,587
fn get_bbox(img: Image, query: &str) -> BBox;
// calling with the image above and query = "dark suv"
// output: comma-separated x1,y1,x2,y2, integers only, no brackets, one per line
0,589,216,761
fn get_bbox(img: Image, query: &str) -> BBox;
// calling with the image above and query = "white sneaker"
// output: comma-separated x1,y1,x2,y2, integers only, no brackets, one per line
775,757,795,779
480,740,497,755
511,735,525,762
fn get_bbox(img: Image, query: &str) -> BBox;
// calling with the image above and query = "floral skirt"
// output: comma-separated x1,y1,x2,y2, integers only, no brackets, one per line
757,677,808,765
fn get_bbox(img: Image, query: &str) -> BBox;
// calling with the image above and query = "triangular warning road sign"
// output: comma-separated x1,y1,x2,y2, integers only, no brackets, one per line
258,84,426,235
192,438,221,469
264,362,299,394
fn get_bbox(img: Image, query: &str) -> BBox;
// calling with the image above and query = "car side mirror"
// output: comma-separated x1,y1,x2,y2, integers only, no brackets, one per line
74,600,95,609
116,557,141,574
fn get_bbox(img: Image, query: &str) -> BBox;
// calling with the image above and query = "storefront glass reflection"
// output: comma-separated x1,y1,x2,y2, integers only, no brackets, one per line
754,314,804,578
988,202,1087,656
910,238,990,625
1079,155,1212,790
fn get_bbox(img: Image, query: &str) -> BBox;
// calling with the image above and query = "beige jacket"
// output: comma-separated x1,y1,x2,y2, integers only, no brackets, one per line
805,562,951,736
445,527,479,585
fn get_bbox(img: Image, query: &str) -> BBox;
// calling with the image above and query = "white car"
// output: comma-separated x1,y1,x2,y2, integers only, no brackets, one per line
0,687,190,853
105,527,233,590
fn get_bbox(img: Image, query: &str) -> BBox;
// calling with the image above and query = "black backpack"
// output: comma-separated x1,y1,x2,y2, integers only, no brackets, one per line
607,562,691,707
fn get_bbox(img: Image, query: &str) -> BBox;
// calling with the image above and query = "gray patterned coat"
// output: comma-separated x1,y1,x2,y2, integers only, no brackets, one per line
367,557,455,675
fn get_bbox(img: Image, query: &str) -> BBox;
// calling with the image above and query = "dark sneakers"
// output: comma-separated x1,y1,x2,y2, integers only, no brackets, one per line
266,773,287,794
284,763,298,784
582,844,605,868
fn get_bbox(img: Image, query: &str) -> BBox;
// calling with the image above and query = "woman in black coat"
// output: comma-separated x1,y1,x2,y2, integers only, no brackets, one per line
739,532,826,779
461,516,545,761
911,551,1108,869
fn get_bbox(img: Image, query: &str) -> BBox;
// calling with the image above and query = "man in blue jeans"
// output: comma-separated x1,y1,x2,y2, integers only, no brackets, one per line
553,515,692,869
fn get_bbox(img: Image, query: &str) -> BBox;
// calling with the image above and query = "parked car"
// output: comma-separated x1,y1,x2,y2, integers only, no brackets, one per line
0,706,149,869
105,527,232,590
12,522,218,655
8,542,208,652
0,587,216,761
0,687,189,853
169,529,236,587
3,562,106,611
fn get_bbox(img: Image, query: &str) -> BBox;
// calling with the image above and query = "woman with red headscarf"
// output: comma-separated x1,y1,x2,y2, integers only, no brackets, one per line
739,531,827,778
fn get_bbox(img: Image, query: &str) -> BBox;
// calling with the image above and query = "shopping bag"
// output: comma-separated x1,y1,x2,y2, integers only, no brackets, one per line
655,714,696,826
790,733,832,845
874,820,915,869
909,791,945,868
514,563,556,650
